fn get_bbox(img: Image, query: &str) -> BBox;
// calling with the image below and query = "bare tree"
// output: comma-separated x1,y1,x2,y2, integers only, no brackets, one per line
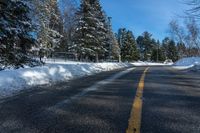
169,20,185,44
185,17,200,55
59,0,78,52
185,0,200,19
169,17,200,57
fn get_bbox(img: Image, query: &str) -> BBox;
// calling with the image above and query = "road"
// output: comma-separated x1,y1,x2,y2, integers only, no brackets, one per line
0,66,200,133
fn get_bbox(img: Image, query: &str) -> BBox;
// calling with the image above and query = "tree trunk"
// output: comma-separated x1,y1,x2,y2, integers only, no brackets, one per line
95,53,99,63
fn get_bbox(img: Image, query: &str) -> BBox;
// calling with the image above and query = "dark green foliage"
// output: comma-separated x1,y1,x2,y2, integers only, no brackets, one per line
0,0,37,68
118,29,139,61
167,40,178,62
104,17,120,60
136,32,154,61
151,40,165,62
72,0,108,62
161,37,178,62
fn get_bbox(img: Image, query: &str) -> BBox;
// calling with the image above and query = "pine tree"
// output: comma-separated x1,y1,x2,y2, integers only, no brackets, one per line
161,37,178,62
151,40,165,62
136,32,154,61
136,35,144,60
49,0,64,56
167,40,178,62
104,17,120,60
0,0,36,68
72,0,95,61
117,28,127,48
32,0,63,59
111,34,120,60
120,30,139,61
91,0,108,61
142,32,154,60
73,0,108,62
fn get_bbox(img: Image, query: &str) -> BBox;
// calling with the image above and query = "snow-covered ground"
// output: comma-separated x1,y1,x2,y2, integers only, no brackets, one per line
173,57,200,71
0,61,131,98
131,61,173,66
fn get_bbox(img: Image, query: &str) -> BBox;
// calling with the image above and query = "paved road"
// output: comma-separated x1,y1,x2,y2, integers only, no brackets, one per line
0,66,200,133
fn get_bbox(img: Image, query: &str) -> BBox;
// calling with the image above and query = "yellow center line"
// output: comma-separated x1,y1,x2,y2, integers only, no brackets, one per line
126,67,149,133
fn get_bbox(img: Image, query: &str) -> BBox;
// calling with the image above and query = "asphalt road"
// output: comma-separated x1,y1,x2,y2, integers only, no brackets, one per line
0,66,200,133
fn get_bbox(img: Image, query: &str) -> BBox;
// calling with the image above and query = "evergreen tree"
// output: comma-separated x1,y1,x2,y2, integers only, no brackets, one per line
151,40,165,62
73,0,108,62
120,30,139,61
117,28,126,48
161,37,170,60
104,17,120,60
49,0,64,56
92,0,108,61
32,0,63,59
136,32,154,61
72,0,96,61
167,40,178,62
111,34,120,60
142,32,154,60
0,0,36,68
136,35,144,60
161,37,178,62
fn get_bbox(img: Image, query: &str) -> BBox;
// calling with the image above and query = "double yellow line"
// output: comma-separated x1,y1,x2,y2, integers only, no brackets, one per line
126,67,149,133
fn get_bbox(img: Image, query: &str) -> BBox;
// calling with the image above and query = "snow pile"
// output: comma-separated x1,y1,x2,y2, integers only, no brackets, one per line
0,62,131,98
173,57,200,71
131,61,172,66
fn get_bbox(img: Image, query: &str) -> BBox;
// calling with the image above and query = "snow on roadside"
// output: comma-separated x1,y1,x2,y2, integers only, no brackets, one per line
173,57,200,71
0,62,131,98
131,61,172,66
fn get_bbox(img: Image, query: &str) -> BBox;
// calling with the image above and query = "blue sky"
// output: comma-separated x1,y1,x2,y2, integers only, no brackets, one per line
100,0,188,40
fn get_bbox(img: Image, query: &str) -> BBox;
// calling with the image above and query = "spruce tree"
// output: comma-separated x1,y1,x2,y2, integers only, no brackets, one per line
0,0,36,68
32,0,63,59
161,37,178,62
136,36,144,60
92,0,108,61
136,32,154,61
151,40,165,62
167,40,178,62
120,30,139,61
72,0,95,61
73,0,108,62
117,28,127,49
142,32,154,61
104,17,120,60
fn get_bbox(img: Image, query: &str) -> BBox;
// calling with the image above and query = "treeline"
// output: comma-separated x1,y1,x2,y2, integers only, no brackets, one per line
0,0,64,68
169,18,200,58
116,29,179,62
0,0,200,69
0,0,120,68
168,0,200,58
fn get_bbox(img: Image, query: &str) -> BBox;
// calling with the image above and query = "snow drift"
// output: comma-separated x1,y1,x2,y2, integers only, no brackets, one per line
131,61,173,66
173,57,200,71
0,62,131,98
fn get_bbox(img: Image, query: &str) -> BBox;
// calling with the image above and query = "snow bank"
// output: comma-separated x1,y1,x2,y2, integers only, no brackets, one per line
131,61,172,66
173,57,200,71
0,62,131,98
174,57,200,66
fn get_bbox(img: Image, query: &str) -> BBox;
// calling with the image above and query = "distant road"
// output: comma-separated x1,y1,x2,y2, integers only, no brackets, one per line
0,66,200,133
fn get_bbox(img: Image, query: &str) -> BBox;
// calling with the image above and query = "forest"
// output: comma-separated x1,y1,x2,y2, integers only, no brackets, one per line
0,0,200,69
